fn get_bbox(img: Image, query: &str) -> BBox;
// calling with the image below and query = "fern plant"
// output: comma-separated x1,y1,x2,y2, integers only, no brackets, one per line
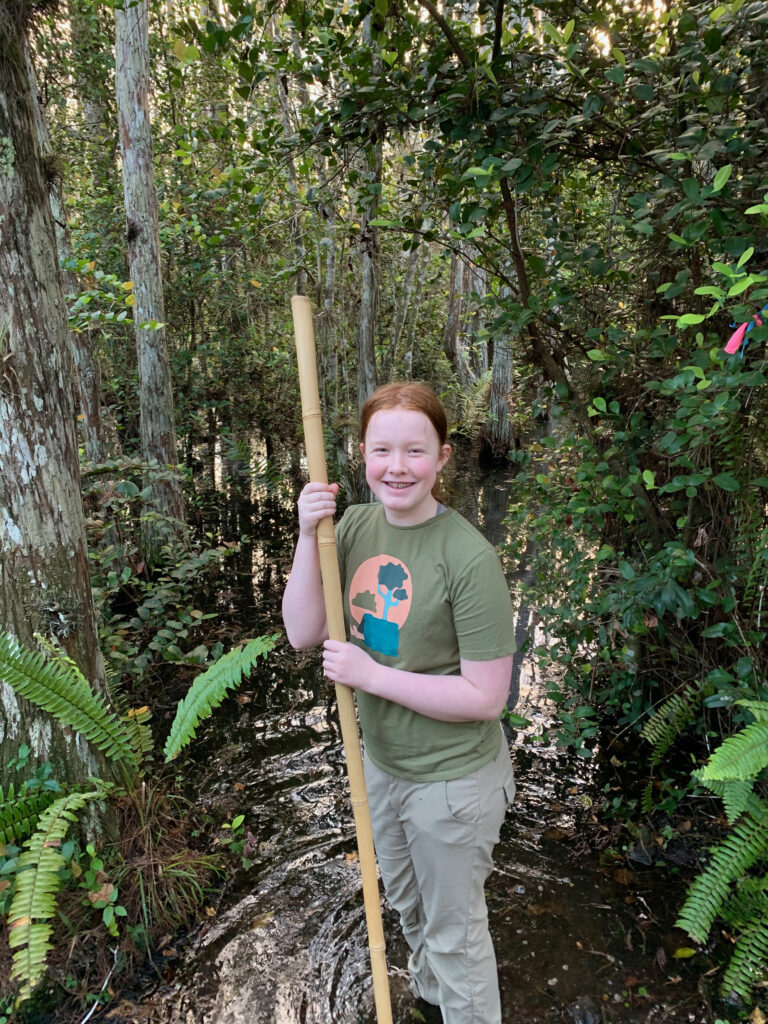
641,682,703,768
676,699,768,1000
0,784,59,846
640,682,705,814
0,628,278,1005
0,633,138,766
7,788,107,1002
163,634,278,762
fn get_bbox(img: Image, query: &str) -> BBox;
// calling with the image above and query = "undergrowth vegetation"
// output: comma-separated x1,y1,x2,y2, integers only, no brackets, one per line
0,630,277,1010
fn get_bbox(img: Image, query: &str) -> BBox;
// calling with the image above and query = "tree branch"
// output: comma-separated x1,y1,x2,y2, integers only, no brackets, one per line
492,0,505,63
415,0,473,70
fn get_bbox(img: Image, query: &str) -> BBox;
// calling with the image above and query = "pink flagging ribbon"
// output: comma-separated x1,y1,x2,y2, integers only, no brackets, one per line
724,322,748,354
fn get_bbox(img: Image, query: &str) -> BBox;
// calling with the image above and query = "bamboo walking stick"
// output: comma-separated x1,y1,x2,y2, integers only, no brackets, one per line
291,295,393,1024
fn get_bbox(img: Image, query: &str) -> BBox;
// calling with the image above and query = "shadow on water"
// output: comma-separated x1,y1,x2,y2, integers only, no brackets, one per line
111,442,712,1024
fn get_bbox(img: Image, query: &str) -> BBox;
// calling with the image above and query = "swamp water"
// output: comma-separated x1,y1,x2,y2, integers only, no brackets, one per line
106,449,713,1024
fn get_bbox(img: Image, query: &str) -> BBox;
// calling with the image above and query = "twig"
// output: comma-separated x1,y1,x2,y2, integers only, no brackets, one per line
78,947,118,1024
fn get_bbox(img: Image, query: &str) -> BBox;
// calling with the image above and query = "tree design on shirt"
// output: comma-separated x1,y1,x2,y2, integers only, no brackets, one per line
350,559,410,658
377,561,408,619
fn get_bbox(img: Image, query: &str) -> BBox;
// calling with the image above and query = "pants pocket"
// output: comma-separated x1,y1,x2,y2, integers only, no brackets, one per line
444,772,481,823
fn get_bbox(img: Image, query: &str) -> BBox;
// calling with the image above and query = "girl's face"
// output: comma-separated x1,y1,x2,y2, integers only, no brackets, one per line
361,408,451,526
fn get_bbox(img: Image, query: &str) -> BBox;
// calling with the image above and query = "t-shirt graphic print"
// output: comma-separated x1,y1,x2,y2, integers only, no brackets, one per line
348,555,412,658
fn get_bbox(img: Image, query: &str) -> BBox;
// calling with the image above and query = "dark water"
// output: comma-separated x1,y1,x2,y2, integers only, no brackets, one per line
110,443,714,1024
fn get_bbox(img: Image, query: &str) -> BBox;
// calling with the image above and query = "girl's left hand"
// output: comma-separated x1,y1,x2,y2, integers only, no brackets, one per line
322,640,377,689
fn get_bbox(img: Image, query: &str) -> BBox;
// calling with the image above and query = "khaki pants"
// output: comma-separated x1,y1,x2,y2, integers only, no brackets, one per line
364,731,515,1024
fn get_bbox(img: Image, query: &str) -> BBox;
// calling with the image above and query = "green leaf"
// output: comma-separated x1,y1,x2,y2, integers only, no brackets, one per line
632,83,655,102
727,276,752,297
611,47,626,65
504,713,532,728
713,473,740,491
737,246,754,269
562,19,575,42
642,469,656,488
677,313,707,326
712,164,732,192
592,396,607,412
586,349,604,360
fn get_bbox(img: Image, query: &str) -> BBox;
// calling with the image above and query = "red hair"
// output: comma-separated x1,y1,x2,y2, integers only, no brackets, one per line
360,382,448,445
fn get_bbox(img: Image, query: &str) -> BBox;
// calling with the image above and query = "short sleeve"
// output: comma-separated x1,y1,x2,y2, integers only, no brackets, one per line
448,546,516,661
334,513,348,590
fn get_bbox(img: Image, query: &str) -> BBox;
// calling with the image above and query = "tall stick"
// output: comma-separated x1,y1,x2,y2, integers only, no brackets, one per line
291,295,393,1024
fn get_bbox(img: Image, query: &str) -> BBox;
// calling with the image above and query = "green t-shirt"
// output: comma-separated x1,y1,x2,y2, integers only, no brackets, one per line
335,502,516,782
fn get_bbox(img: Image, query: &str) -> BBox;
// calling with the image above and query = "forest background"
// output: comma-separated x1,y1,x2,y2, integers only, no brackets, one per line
1,0,768,1018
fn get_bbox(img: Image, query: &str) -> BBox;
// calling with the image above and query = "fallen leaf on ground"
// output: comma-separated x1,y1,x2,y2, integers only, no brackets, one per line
612,868,635,885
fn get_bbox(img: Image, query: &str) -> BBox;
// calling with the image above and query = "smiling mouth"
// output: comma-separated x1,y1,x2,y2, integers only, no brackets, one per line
385,482,413,489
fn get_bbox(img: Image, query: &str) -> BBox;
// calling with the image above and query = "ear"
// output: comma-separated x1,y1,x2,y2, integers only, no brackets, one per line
438,444,451,470
359,441,367,462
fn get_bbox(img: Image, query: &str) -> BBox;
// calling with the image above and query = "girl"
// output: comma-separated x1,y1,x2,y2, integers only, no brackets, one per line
282,382,516,1024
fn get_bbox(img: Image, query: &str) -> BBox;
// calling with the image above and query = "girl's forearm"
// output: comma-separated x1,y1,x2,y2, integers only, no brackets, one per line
282,532,329,649
362,657,512,723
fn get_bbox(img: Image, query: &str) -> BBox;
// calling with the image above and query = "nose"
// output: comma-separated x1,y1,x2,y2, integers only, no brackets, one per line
390,450,405,473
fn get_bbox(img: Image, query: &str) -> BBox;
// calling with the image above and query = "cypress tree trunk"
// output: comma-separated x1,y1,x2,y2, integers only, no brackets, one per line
24,39,109,466
0,10,112,786
356,139,382,411
115,0,185,560
444,249,475,391
483,284,516,461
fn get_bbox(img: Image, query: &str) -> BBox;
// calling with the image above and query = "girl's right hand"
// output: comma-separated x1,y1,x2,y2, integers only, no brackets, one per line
298,481,339,536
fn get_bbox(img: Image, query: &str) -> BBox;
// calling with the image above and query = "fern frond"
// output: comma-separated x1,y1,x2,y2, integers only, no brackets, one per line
700,721,768,783
455,370,492,433
121,705,153,761
0,631,136,765
722,876,768,929
8,789,101,1002
163,634,278,762
721,908,768,1000
33,633,91,697
735,699,768,723
0,787,58,846
676,804,768,944
642,683,701,766
697,777,757,824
